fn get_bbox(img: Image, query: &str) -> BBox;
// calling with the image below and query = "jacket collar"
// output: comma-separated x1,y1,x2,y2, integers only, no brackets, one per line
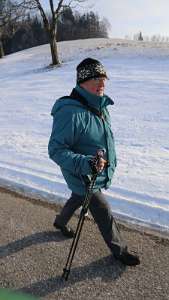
75,85,114,112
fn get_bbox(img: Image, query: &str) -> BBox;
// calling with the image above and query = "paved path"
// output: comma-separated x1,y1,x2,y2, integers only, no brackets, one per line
0,188,169,300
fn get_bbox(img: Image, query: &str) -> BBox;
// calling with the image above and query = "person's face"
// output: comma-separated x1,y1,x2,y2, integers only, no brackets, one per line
80,77,106,96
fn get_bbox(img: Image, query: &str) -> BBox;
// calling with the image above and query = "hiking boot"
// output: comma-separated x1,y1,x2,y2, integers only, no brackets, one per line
115,251,140,266
53,220,75,239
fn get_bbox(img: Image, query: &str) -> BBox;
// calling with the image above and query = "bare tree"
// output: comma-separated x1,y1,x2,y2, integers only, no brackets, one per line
0,0,8,57
20,0,88,65
0,0,26,58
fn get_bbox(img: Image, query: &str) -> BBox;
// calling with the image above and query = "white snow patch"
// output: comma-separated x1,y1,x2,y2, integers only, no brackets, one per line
0,38,169,233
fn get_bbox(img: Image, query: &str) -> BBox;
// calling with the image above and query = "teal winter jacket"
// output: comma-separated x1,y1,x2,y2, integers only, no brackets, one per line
48,85,117,195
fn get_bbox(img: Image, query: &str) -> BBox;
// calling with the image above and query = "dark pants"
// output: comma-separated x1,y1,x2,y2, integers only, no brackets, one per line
55,190,127,257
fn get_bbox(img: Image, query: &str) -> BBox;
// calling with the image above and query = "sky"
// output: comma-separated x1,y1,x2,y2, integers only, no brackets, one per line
89,0,169,38
42,0,169,39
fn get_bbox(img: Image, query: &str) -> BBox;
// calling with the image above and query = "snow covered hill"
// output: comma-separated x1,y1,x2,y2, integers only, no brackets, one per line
0,38,169,233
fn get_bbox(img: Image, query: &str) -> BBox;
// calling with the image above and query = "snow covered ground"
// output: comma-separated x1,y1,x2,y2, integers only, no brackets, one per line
0,38,169,233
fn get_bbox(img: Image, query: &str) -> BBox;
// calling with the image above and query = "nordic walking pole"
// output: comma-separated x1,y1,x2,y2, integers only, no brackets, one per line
62,149,105,281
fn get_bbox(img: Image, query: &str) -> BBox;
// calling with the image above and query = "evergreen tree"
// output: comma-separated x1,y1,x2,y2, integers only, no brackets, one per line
2,6,109,56
138,31,143,41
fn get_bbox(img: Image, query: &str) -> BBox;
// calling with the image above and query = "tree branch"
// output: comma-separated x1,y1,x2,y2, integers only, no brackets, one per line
34,0,50,30
49,0,55,19
0,0,26,30
55,0,64,17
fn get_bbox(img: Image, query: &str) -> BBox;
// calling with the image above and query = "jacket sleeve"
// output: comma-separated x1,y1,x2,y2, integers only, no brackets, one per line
48,106,92,176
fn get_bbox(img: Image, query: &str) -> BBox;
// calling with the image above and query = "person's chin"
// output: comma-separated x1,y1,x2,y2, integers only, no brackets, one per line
97,91,104,96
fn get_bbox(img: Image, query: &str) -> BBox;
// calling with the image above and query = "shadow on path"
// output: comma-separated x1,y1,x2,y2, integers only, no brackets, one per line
17,255,126,297
0,231,66,258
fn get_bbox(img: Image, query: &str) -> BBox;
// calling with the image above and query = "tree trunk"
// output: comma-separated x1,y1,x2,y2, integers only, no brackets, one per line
0,40,4,58
49,27,60,65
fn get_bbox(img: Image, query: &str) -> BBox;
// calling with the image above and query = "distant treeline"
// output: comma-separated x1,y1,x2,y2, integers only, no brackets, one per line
3,8,109,55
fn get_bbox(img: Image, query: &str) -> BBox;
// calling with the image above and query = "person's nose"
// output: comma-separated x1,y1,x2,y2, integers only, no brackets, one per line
98,79,105,88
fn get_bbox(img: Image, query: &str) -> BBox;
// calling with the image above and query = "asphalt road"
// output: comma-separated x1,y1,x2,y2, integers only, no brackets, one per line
0,188,169,300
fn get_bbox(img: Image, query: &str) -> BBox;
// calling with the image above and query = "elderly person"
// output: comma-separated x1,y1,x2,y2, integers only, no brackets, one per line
48,58,140,266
